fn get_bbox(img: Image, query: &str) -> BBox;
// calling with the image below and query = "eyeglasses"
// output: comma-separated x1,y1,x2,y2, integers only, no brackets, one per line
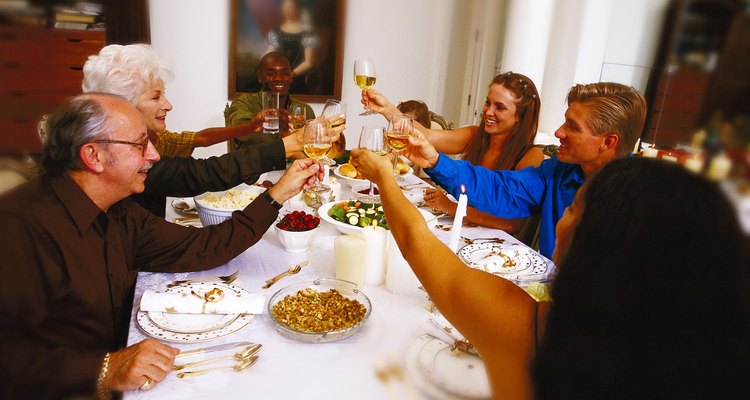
92,137,150,156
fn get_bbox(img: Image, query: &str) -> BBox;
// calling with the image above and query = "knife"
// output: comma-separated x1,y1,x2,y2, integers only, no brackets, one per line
176,341,255,358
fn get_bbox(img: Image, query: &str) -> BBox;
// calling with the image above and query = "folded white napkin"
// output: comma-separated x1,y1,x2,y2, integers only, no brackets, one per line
423,310,478,355
140,290,265,314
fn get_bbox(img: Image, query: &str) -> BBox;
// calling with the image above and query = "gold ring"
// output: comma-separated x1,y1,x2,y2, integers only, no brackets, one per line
140,378,152,391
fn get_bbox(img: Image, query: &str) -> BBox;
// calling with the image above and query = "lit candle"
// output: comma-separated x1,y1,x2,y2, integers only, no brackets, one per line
662,155,678,163
684,157,703,174
447,185,467,253
707,153,732,181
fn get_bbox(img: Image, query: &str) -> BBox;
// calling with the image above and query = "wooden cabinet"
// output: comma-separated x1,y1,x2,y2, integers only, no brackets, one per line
643,0,749,148
0,25,105,153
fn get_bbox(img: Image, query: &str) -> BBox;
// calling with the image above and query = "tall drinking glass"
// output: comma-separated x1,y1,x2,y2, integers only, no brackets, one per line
302,119,332,193
354,59,377,115
386,115,413,181
321,99,347,165
261,91,280,135
357,126,386,203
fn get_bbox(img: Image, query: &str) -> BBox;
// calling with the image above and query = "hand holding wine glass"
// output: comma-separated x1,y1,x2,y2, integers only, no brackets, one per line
321,99,347,165
386,115,413,181
354,59,377,116
302,119,332,194
357,126,386,203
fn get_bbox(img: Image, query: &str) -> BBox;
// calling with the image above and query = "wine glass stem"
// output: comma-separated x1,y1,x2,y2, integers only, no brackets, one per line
368,182,375,197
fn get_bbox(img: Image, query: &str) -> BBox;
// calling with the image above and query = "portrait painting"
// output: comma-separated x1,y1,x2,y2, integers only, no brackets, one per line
229,0,345,102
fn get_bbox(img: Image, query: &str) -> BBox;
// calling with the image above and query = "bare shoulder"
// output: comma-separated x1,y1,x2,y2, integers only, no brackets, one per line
517,146,545,169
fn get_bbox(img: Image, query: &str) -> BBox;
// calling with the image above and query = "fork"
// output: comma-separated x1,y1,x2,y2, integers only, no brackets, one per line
173,344,262,371
166,270,240,288
261,261,308,289
462,236,505,245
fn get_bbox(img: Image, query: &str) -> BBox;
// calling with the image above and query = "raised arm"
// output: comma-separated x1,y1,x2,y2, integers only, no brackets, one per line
191,115,264,148
361,89,477,154
350,148,537,399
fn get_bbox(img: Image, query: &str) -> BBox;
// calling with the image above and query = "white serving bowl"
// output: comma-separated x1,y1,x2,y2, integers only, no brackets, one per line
318,200,437,235
194,185,265,226
274,224,318,253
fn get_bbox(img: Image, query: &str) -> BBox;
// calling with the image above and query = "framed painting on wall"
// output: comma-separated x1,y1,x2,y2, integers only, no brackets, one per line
229,0,345,103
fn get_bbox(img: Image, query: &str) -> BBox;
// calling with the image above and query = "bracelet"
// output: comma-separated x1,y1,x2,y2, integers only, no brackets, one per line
97,352,112,400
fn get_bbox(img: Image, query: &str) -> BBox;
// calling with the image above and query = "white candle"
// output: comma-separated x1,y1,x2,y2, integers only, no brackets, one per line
362,226,388,286
385,232,423,296
447,185,468,253
334,234,366,286
642,147,659,158
662,155,678,163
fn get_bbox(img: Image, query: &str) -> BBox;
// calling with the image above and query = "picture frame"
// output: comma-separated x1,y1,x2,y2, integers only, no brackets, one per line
229,0,345,103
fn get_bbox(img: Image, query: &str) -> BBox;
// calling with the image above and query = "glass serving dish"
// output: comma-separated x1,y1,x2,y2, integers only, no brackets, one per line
267,278,372,343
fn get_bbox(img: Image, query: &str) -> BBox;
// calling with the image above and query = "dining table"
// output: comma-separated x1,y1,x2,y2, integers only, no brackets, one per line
124,169,555,400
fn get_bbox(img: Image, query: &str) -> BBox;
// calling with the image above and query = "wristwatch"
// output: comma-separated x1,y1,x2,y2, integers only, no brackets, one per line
260,190,283,210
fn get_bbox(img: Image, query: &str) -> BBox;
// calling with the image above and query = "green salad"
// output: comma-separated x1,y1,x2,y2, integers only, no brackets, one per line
327,201,389,230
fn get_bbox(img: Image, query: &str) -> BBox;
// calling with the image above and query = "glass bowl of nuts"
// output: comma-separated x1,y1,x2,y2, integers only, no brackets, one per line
268,278,372,342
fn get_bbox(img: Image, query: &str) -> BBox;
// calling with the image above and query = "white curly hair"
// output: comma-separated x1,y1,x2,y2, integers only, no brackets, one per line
82,44,172,105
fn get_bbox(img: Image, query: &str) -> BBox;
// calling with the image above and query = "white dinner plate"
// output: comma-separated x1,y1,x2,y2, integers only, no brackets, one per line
458,242,551,282
318,201,436,235
136,282,256,343
418,337,491,399
146,282,240,333
405,334,486,400
333,165,413,187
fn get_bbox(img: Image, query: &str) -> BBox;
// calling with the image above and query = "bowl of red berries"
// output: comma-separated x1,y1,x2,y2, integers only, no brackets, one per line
274,211,321,253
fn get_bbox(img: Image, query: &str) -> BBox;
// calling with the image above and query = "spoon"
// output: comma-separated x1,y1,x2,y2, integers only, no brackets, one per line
176,355,259,379
171,198,197,215
173,344,262,371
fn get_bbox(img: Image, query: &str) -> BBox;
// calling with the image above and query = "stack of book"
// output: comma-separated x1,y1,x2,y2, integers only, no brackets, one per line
53,2,102,30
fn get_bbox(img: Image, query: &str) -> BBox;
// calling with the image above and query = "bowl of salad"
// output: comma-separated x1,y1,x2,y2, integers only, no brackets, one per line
318,200,437,235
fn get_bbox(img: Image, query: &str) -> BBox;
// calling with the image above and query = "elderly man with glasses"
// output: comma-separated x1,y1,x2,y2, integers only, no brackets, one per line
0,93,322,398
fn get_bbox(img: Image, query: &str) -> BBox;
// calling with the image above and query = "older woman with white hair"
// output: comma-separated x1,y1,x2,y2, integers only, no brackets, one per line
82,44,265,157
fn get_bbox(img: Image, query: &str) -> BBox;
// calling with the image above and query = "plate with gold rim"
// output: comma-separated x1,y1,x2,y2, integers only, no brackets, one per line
145,282,242,333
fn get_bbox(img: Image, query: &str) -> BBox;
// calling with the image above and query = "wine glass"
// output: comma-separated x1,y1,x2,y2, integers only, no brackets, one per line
354,59,377,116
386,115,413,182
302,119,332,194
357,126,386,203
321,99,347,166
290,106,307,131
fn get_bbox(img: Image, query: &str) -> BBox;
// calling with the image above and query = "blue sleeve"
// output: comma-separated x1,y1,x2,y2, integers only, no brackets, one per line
425,153,546,218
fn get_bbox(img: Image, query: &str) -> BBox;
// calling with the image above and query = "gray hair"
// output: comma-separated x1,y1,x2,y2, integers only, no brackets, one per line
82,44,172,105
41,94,121,175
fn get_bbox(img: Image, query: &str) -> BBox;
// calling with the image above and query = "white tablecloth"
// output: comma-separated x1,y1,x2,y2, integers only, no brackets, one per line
125,171,554,399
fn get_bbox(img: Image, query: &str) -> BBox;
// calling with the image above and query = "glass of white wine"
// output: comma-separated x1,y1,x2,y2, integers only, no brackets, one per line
357,126,386,203
290,106,306,131
386,115,413,181
354,59,377,116
302,119,332,193
321,99,347,166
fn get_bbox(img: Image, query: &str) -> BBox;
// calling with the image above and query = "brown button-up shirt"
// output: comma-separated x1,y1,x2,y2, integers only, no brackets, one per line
0,174,278,399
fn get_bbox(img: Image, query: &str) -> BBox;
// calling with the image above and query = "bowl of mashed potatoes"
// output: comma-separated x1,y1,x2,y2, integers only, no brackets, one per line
194,185,265,225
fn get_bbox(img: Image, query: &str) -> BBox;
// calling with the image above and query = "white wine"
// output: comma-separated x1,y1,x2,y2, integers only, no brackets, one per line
290,114,306,130
304,143,332,159
385,131,409,151
373,150,388,156
355,74,376,89
330,115,346,129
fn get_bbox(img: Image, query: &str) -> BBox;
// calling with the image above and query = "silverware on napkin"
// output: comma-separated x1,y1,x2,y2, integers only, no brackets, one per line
166,270,239,288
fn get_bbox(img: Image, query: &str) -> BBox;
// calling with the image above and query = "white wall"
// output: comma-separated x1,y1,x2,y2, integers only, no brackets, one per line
149,0,469,158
